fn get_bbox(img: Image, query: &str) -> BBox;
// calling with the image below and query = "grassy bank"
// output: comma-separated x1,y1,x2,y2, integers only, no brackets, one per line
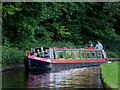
100,62,119,88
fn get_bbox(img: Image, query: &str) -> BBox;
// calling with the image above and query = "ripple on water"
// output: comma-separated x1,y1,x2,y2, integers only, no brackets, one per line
2,66,103,88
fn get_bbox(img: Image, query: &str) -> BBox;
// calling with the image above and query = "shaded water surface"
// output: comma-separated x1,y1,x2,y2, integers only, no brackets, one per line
2,66,103,88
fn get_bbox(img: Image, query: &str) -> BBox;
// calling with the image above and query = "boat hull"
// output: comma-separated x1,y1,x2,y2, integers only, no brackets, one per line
24,58,108,71
24,58,51,71
51,61,107,71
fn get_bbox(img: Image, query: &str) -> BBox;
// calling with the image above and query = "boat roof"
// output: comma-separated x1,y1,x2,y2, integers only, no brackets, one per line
34,47,102,51
53,47,102,51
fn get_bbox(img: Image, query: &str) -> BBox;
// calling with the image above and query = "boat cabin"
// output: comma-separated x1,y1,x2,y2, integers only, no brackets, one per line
26,47,107,60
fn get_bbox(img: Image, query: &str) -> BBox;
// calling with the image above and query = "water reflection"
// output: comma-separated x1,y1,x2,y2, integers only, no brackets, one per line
2,67,102,88
2,70,25,88
25,67,102,88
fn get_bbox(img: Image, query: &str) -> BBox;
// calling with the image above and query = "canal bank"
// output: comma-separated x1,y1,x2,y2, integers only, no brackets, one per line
100,61,119,89
0,64,24,72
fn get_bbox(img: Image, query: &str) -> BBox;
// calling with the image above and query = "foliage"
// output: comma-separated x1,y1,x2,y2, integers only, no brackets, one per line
0,64,2,67
107,50,119,58
2,46,25,67
100,62,119,88
2,2,120,59
0,45,2,62
23,41,79,50
2,3,22,18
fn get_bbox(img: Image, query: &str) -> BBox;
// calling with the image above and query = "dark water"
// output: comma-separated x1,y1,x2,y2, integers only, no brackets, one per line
2,66,103,88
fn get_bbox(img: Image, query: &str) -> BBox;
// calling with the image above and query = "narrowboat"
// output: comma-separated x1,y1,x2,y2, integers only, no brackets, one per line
24,47,108,71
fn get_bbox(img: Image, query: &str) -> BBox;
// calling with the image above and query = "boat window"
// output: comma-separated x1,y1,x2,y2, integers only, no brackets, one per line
86,52,91,59
66,51,72,59
80,52,86,59
74,51,80,59
91,52,97,59
58,51,64,59
97,52,102,59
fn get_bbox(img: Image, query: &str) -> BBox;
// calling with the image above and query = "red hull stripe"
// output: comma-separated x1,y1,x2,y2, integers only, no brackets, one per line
51,59,107,63
27,55,51,62
27,55,108,63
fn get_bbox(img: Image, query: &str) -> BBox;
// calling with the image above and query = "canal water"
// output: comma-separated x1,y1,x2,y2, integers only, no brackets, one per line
2,66,103,88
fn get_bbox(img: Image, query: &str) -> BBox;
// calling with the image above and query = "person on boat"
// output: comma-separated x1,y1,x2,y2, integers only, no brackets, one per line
37,49,41,57
44,49,50,59
41,47,44,58
95,41,103,50
88,42,93,48
30,49,37,56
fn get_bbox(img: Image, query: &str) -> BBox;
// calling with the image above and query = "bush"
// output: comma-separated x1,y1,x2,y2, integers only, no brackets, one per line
2,46,25,67
107,50,119,58
23,41,81,51
0,45,2,62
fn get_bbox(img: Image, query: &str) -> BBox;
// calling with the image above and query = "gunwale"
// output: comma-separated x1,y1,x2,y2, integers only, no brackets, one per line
27,55,108,63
